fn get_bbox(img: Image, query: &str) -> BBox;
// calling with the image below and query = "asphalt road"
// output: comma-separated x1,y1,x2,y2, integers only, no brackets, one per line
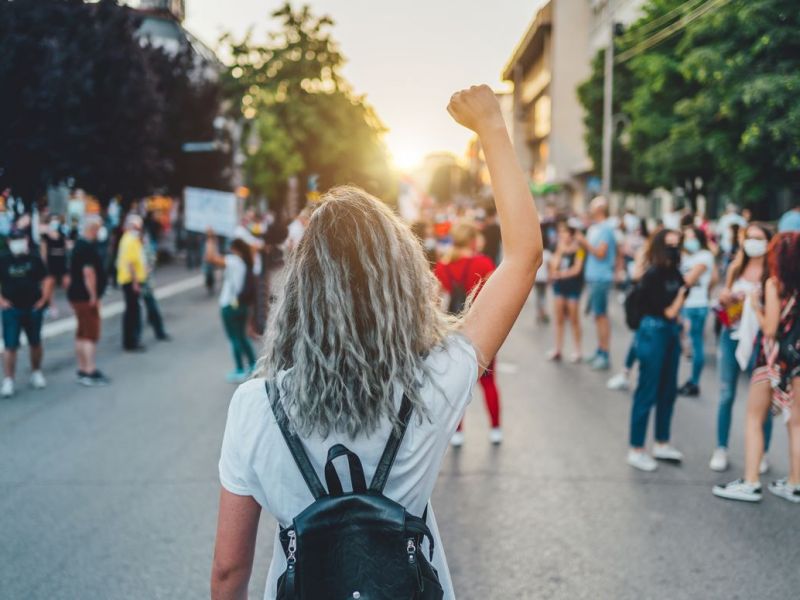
1,277,797,599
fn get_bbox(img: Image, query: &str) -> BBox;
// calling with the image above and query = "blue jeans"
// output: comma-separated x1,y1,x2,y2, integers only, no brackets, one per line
717,327,772,450
586,281,612,316
2,307,44,349
630,317,681,447
682,307,708,386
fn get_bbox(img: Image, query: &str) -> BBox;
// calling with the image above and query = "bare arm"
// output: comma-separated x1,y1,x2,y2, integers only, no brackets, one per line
205,233,227,268
84,266,98,304
211,488,261,600
761,278,781,338
448,85,543,369
664,287,687,320
682,263,707,288
578,233,608,260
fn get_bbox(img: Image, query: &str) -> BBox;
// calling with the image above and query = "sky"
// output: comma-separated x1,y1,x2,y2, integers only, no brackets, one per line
184,0,543,169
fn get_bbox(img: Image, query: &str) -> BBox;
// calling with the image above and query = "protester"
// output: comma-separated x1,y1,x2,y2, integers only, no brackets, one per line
778,201,800,233
434,221,501,445
547,218,585,362
116,215,147,352
410,219,437,268
678,226,716,397
713,232,800,503
285,207,311,253
717,203,748,268
480,204,501,265
626,229,687,471
0,230,54,397
709,223,773,472
67,216,110,386
204,234,257,383
140,228,171,344
533,224,551,325
577,196,617,370
41,216,69,313
211,85,543,600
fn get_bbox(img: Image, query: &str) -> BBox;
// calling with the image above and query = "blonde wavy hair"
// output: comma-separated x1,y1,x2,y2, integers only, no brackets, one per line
257,186,456,437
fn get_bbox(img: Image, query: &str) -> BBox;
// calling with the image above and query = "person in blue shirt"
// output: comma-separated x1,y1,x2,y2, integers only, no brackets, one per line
778,202,800,233
576,196,617,370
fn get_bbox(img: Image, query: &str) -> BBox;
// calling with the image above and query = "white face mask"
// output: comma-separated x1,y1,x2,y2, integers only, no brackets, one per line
8,239,28,255
743,238,767,258
97,226,108,243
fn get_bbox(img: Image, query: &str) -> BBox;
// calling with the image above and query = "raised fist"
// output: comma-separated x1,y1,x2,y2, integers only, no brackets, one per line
447,85,505,135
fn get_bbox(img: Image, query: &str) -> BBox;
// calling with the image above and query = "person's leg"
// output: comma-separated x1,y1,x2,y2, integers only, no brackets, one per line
597,314,611,354
122,285,136,348
552,295,565,355
236,308,257,369
3,350,17,379
478,361,501,428
29,345,43,371
567,298,582,357
787,378,800,484
25,309,44,371
2,308,20,378
687,307,708,386
716,328,739,449
624,341,637,370
630,322,668,449
743,380,773,483
144,288,168,339
221,306,244,371
654,325,682,444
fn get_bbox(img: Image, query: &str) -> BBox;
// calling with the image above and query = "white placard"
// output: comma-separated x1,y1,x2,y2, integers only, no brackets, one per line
184,187,239,237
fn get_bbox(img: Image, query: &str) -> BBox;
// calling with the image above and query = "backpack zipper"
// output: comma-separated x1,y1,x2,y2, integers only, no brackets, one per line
406,538,416,565
287,530,297,565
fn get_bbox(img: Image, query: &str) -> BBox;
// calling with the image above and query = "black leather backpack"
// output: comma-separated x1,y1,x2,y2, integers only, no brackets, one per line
266,380,444,600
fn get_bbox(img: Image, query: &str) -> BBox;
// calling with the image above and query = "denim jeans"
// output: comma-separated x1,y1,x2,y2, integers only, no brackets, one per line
717,327,772,450
221,305,256,371
630,316,682,447
682,306,708,386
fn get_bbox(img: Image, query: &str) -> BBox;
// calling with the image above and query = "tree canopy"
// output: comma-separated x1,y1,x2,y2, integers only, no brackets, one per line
577,0,800,210
221,2,396,208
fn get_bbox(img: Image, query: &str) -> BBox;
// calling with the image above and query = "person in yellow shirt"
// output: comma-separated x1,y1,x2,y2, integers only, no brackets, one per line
117,215,147,351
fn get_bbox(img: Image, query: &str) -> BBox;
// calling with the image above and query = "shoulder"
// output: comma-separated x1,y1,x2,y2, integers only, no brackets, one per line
424,335,479,389
226,377,273,439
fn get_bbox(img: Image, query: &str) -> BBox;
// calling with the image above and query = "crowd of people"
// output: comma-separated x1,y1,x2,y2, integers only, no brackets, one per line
413,194,800,505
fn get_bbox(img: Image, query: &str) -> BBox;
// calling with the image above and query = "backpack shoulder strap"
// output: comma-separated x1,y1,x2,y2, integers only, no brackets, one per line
369,393,413,493
265,379,327,500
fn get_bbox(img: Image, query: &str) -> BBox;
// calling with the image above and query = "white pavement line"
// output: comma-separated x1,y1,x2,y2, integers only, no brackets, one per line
1,274,204,350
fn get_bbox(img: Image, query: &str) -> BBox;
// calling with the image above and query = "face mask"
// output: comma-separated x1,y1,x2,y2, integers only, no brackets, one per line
743,238,767,258
8,239,28,255
49,222,60,233
666,245,681,265
683,238,701,254
97,226,108,243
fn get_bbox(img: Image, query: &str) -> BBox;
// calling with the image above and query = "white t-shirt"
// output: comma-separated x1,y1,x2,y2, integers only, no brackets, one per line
681,249,714,308
219,254,246,308
218,335,479,600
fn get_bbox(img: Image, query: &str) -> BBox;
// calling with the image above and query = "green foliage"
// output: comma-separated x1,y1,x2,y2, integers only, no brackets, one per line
577,0,800,206
221,2,396,206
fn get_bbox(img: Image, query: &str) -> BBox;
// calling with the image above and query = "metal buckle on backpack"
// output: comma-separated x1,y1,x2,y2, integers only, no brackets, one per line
407,538,417,565
287,530,297,565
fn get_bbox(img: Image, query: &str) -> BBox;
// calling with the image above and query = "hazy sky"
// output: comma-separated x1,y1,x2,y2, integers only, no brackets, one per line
184,0,543,168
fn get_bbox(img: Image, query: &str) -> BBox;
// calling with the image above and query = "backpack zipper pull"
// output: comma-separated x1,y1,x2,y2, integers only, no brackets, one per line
287,530,297,565
407,538,416,565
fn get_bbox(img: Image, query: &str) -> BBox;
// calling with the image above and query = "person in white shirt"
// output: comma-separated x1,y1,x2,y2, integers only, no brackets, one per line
678,226,716,396
210,85,543,600
716,203,748,257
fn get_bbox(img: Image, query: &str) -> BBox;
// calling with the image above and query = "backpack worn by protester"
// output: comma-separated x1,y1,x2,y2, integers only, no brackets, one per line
624,281,644,330
266,380,444,600
445,258,473,315
238,267,257,307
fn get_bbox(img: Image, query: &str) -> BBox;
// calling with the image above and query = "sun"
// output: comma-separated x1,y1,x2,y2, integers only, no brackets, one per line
387,134,425,171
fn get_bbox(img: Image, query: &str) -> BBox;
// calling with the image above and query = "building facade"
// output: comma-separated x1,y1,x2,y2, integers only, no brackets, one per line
503,0,646,210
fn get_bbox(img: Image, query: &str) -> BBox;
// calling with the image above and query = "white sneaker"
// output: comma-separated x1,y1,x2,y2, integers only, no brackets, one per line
30,370,47,390
713,478,762,502
606,372,629,391
450,431,465,448
767,478,800,504
489,427,503,445
759,456,770,475
627,450,658,472
1,377,14,398
709,448,729,472
653,444,684,462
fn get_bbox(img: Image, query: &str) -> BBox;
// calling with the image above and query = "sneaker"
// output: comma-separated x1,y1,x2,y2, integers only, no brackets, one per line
760,456,770,475
569,353,583,364
1,377,14,398
225,369,249,384
545,349,562,362
627,450,658,472
89,370,111,386
606,372,630,391
489,427,503,445
713,478,762,502
584,352,600,365
678,381,700,397
767,478,800,504
450,431,465,448
709,448,729,472
30,370,47,390
590,354,610,371
77,372,96,387
653,444,684,462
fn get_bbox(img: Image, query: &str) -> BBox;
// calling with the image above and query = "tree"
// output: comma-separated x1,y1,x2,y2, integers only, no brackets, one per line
221,2,396,208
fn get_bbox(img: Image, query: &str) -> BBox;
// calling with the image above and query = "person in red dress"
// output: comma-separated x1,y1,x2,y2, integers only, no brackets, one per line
434,221,501,445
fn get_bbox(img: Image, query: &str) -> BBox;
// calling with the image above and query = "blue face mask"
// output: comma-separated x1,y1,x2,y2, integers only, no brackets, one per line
683,238,701,254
